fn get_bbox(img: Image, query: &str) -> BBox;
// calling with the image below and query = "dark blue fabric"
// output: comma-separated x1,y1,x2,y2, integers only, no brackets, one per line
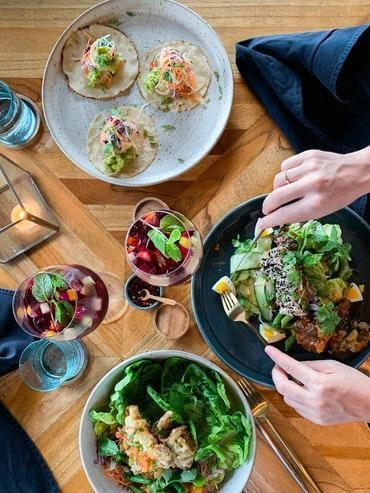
236,24,370,220
0,402,60,493
0,288,35,376
0,289,59,492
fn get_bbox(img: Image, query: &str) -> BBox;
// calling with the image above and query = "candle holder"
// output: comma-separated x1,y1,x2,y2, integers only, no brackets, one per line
0,153,59,262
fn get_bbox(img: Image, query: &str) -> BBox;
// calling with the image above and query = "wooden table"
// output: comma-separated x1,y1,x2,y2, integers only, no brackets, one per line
1,1,370,492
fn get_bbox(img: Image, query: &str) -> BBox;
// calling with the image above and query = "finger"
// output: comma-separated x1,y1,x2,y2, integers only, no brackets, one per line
259,197,312,229
273,164,309,190
281,150,321,171
302,360,340,374
263,182,305,215
272,365,307,401
265,346,316,385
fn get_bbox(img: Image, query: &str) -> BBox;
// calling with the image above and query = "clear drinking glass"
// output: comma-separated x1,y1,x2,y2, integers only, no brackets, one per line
0,81,38,148
13,264,109,341
125,209,203,286
19,339,87,392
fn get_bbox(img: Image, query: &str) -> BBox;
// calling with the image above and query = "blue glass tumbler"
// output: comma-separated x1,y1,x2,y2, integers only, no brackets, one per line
19,339,87,392
0,81,39,148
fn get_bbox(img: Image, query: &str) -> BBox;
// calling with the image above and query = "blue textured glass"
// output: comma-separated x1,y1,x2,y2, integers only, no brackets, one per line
0,81,37,147
19,339,87,392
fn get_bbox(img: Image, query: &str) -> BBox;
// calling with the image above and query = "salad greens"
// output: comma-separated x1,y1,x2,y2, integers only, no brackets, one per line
90,358,252,492
230,220,368,354
81,35,123,88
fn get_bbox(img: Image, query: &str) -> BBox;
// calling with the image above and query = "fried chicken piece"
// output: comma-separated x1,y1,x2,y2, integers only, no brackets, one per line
295,317,331,354
329,321,370,358
336,299,351,319
165,426,196,469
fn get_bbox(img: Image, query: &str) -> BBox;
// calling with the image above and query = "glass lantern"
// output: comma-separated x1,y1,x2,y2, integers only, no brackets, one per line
0,153,59,262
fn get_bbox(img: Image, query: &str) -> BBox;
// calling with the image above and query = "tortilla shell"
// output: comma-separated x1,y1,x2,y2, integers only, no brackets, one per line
137,41,211,111
62,24,138,99
87,106,157,178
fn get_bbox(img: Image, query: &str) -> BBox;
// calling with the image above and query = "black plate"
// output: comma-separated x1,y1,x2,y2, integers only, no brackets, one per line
192,195,370,387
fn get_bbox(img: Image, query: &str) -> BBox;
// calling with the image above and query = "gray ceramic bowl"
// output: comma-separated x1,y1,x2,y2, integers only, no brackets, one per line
79,350,256,493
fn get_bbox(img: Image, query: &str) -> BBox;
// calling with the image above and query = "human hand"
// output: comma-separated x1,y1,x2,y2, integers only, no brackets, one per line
265,345,370,425
259,147,370,229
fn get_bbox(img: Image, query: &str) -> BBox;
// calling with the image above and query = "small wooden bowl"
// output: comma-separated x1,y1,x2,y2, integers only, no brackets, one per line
133,197,170,221
153,302,190,339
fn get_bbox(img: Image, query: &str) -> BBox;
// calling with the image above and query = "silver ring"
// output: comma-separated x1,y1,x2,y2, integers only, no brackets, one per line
284,169,291,185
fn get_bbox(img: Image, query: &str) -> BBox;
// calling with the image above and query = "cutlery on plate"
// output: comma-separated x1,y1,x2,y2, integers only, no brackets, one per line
220,291,267,346
139,289,177,306
238,378,322,493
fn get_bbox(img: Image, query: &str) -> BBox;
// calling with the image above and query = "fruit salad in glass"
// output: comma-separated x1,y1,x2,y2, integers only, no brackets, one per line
13,265,109,341
125,210,202,286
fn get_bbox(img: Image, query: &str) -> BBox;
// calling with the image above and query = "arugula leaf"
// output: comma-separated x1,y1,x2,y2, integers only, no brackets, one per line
54,301,74,326
160,215,185,232
98,437,119,457
32,273,54,302
315,302,341,336
162,124,176,131
147,229,167,257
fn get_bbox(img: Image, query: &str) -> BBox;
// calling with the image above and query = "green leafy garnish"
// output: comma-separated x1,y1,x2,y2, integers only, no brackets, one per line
126,11,135,16
162,124,176,131
315,302,341,336
32,273,54,302
214,70,220,81
160,215,185,233
147,225,183,262
177,158,185,164
98,437,120,457
54,301,74,326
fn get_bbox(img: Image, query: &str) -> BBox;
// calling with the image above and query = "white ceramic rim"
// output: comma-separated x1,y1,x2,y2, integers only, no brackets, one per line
79,349,256,492
42,0,234,187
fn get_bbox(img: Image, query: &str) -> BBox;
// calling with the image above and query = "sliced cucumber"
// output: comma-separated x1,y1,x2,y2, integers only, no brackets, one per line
256,237,272,253
237,271,251,282
254,276,273,322
230,252,262,274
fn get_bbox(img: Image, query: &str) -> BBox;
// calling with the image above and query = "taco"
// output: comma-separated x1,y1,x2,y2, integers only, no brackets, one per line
137,41,211,111
87,106,157,177
62,24,138,99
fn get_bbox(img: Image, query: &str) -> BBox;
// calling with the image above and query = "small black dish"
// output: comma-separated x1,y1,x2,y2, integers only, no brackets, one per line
124,275,163,311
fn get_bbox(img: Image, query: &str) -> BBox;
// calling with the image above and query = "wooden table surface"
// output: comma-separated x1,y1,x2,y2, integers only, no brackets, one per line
1,1,370,492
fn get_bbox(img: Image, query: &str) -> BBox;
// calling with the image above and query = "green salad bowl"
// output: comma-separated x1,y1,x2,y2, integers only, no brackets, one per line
79,350,256,493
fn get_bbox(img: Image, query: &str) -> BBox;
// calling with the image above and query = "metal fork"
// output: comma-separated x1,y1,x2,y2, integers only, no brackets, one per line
221,291,267,346
238,378,322,493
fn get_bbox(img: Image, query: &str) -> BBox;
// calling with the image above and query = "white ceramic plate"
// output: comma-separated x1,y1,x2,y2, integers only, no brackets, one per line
42,0,233,187
79,350,256,493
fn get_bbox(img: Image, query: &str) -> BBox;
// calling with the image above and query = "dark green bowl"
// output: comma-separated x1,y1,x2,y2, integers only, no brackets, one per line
192,195,370,387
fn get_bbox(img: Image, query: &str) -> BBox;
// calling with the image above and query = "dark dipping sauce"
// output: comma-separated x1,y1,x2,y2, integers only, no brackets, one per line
127,276,160,308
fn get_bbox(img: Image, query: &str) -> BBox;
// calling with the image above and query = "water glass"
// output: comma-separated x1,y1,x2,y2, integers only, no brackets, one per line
19,339,87,392
0,81,39,148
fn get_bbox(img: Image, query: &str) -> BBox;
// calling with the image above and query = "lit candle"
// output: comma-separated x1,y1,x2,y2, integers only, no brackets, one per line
11,204,38,232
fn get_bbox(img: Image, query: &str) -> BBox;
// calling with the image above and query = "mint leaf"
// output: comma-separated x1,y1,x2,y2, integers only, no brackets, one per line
168,228,181,243
32,273,54,302
166,242,182,262
148,229,167,257
160,215,185,233
315,302,341,336
50,274,68,290
54,301,74,326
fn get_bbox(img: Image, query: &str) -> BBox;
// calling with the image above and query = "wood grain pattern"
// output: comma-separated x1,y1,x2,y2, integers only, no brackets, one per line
0,1,369,492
